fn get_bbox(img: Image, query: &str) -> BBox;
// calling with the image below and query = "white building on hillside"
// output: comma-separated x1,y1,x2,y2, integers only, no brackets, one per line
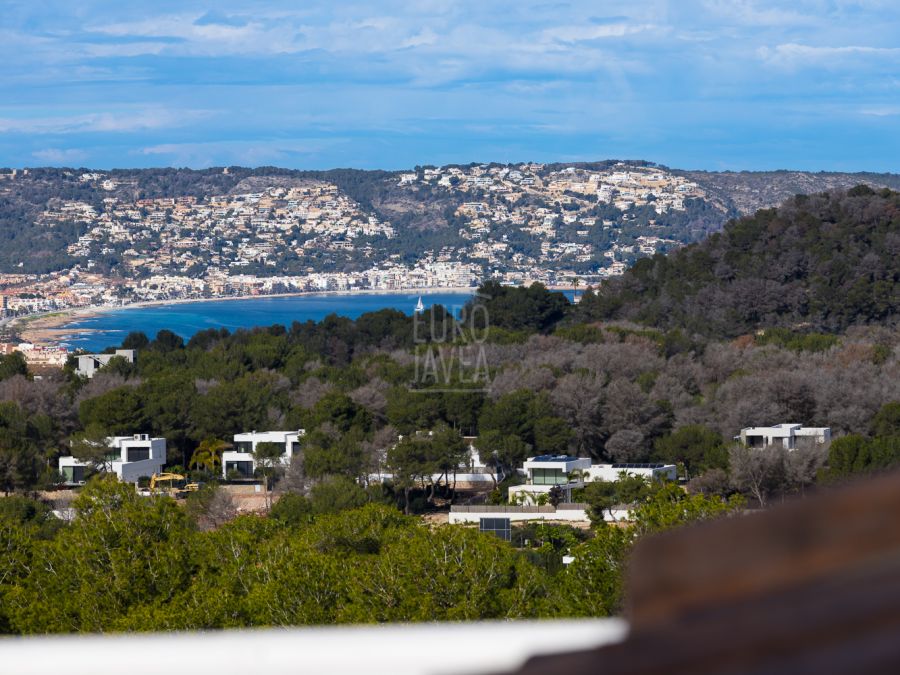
508,455,591,505
76,349,135,378
58,434,166,484
585,463,678,483
736,424,831,450
507,456,677,505
367,433,495,487
222,430,305,478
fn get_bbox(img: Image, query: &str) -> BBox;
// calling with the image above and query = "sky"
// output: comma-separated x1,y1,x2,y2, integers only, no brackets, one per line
2,0,899,172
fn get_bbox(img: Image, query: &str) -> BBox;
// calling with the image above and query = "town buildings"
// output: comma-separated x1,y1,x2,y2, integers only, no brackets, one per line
0,162,710,324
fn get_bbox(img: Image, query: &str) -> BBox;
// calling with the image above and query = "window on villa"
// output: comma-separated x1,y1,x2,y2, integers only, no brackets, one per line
226,461,254,478
126,447,150,462
235,441,253,453
62,466,86,483
532,468,567,485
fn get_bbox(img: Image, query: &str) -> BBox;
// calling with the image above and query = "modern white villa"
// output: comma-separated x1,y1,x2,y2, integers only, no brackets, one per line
75,349,135,378
58,434,166,484
585,463,678,483
222,430,305,478
507,455,677,505
736,424,832,450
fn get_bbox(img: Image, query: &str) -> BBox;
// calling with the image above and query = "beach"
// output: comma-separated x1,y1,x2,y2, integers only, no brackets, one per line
8,287,477,349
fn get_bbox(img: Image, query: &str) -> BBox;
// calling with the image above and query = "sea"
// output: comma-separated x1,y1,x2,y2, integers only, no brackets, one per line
59,291,476,352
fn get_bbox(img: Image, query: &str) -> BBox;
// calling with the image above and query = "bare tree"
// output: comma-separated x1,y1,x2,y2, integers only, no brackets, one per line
729,445,785,508
551,372,605,456
290,376,332,409
349,377,390,422
605,429,647,463
687,468,730,496
187,486,237,531
783,443,829,496
278,452,310,497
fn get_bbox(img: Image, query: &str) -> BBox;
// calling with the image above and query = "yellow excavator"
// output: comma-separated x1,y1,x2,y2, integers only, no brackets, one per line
148,472,201,499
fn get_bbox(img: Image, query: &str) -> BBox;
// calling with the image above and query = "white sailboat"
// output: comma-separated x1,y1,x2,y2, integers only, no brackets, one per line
414,296,425,314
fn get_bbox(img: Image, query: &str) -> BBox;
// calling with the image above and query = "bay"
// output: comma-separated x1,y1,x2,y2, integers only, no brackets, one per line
60,291,475,352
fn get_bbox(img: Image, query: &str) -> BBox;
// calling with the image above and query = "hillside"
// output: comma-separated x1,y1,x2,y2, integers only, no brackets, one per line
1,162,898,280
576,185,900,337
683,169,900,216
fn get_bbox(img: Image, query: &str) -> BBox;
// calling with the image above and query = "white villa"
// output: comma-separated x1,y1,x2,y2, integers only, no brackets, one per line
58,434,166,484
222,430,305,479
75,349,135,378
507,455,677,505
585,463,678,483
368,433,495,487
736,424,832,450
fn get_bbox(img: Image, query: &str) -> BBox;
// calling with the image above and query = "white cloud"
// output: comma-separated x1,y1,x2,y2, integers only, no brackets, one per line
859,105,900,116
702,1,820,27
541,22,656,43
31,148,88,163
138,139,339,167
759,43,900,67
0,109,210,134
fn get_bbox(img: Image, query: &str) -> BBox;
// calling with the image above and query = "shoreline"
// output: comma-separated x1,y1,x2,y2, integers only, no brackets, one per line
8,286,477,348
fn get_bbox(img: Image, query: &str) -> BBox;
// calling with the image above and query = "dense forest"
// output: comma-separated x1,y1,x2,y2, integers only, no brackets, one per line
576,186,900,336
1,185,899,634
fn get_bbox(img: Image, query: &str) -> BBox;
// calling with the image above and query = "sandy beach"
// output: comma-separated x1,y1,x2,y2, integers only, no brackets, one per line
8,286,476,348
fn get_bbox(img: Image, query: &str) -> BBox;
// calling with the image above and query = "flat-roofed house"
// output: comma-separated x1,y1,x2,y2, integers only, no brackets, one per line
222,430,305,479
76,349,135,378
736,424,831,450
58,434,166,484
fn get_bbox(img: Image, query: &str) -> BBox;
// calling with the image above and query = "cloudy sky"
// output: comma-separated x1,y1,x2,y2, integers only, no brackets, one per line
2,0,899,171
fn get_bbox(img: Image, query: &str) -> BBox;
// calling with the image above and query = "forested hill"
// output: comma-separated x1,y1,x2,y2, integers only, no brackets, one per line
576,185,900,337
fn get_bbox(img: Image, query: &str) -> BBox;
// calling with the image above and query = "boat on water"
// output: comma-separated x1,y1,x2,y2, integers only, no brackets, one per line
414,296,425,313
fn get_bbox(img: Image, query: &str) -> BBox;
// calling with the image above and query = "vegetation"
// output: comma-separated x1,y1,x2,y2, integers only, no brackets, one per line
0,184,898,633
0,476,740,633
576,187,900,337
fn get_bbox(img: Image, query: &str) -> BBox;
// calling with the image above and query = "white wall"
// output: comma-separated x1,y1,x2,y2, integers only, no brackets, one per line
0,619,628,675
119,458,166,483
585,464,676,482
449,507,590,524
449,507,631,524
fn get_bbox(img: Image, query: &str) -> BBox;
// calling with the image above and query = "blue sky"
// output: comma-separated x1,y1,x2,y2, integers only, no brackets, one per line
2,1,899,171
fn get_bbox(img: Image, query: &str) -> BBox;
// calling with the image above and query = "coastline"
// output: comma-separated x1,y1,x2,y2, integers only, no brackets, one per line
8,286,476,348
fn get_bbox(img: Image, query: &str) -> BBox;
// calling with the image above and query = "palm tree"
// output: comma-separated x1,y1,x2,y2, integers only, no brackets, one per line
189,438,229,476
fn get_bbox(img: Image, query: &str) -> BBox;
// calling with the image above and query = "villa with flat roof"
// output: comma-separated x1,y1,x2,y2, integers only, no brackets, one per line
736,424,831,450
508,455,677,505
75,349,135,378
58,434,166,484
222,430,305,478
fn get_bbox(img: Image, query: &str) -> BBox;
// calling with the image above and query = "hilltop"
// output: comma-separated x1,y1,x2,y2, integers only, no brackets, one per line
576,185,900,337
0,162,898,317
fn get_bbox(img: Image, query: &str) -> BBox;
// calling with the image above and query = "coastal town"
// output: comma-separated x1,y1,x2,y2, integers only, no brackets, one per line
0,161,725,362
0,162,713,319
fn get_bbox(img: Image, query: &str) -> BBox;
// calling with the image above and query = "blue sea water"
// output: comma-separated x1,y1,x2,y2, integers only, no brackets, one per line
60,291,476,352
